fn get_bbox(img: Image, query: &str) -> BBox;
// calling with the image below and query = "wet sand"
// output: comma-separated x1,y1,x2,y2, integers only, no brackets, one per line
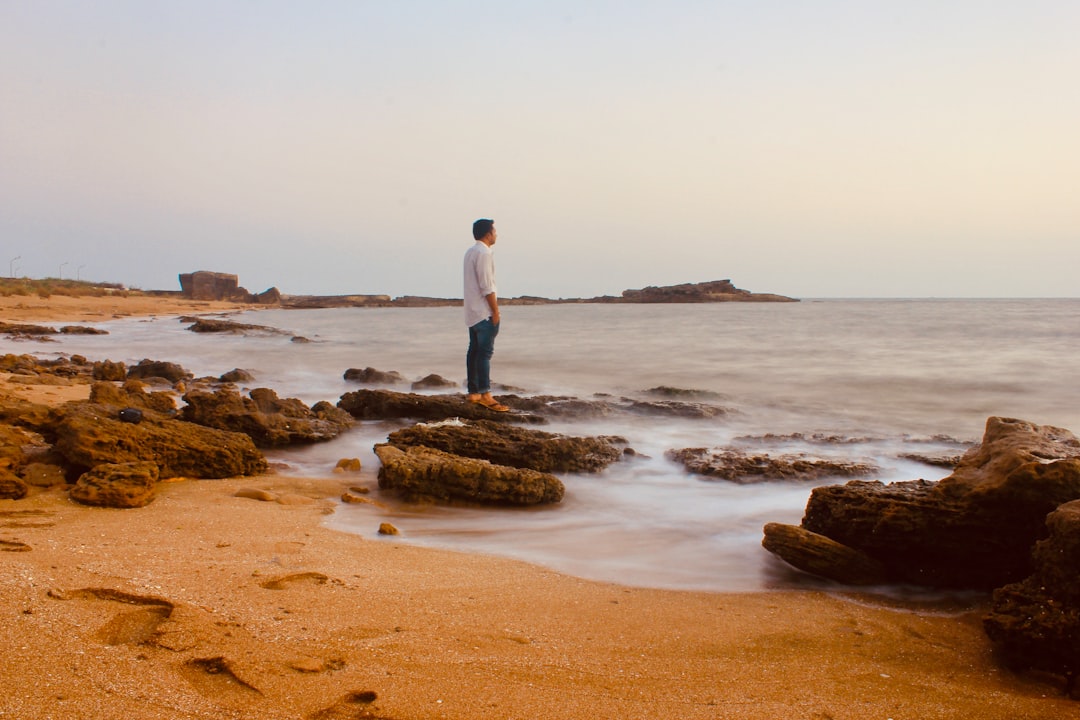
2,294,1078,719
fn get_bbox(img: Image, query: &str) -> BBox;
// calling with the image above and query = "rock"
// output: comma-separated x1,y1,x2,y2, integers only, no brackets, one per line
766,417,1080,589
762,523,888,585
53,403,267,479
378,523,399,536
181,386,354,447
127,359,191,384
59,325,108,335
178,271,258,301
343,367,407,384
374,444,564,505
186,318,283,334
411,374,459,390
89,380,176,414
386,419,624,473
984,500,1080,697
338,389,544,424
0,468,29,499
220,368,255,383
70,461,160,508
334,458,362,473
92,360,127,381
668,447,878,483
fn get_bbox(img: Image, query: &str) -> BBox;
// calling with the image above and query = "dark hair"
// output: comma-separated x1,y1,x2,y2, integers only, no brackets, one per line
472,218,494,241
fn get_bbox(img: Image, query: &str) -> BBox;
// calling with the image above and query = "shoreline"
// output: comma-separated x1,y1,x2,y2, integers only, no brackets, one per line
3,294,1079,718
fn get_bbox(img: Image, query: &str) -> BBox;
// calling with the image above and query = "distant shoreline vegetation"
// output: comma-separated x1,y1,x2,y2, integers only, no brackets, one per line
0,278,132,299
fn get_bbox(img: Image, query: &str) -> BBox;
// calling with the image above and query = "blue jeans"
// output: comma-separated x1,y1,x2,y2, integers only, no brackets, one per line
466,318,499,394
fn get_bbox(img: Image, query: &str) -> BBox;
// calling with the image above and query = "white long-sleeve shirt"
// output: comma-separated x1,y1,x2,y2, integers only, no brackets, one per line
463,241,497,327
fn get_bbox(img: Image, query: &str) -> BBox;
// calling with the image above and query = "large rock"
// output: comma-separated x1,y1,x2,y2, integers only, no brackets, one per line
90,380,176,414
181,386,354,447
53,403,267,479
984,500,1080,698
764,417,1080,589
374,444,564,505
338,389,544,424
343,367,406,384
70,462,159,508
386,419,625,473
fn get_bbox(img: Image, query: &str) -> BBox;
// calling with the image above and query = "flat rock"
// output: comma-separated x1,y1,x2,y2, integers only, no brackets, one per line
385,419,625,473
374,444,564,506
669,447,878,483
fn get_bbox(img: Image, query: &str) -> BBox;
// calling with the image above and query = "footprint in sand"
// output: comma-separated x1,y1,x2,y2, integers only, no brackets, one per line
49,587,175,646
178,656,263,705
308,691,396,720
258,571,329,590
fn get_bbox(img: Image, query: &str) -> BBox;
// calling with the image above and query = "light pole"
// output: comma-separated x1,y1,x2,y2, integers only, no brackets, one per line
9,256,20,278
77,264,86,281
59,262,68,280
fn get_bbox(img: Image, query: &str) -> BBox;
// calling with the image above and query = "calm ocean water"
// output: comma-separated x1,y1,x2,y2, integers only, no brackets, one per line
10,299,1080,591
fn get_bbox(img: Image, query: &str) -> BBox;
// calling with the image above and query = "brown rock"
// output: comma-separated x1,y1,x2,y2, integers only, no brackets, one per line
53,403,267,479
762,523,888,585
334,458,362,473
181,386,353,447
386,419,624,473
411,374,458,390
378,522,400,535
669,447,877,484
375,444,564,506
343,367,406,384
0,468,29,499
70,461,160,508
92,360,127,381
89,380,176,414
127,359,191,384
21,463,67,488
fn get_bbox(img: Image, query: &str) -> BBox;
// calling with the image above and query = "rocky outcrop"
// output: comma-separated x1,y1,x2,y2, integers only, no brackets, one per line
385,419,626,473
669,447,878,484
616,279,796,303
185,318,284,334
90,380,177,414
338,389,544,424
178,271,279,304
374,444,564,505
762,417,1080,590
70,461,160,508
984,500,1080,697
0,468,29,499
53,402,267,479
181,386,354,447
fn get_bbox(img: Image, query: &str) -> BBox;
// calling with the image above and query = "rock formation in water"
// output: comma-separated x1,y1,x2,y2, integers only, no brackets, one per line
762,417,1080,589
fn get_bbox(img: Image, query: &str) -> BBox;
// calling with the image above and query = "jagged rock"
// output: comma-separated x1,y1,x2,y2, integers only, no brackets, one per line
0,322,57,336
766,417,1080,590
984,500,1080,697
502,394,729,419
70,461,159,508
0,424,32,469
59,326,107,335
181,386,353,447
89,380,176,414
762,523,888,585
92,360,127,381
374,444,564,506
338,389,544,424
53,403,267,479
411,374,458,390
0,468,29,499
669,447,877,483
386,419,624,473
343,367,406,384
127,359,191,384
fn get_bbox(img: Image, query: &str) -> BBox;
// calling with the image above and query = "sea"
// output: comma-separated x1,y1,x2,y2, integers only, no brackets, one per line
9,298,1080,593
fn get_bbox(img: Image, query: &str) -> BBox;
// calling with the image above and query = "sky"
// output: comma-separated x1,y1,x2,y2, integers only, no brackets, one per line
1,1,1078,299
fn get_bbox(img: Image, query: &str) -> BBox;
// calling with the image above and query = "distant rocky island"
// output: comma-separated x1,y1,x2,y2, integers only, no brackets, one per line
176,271,798,308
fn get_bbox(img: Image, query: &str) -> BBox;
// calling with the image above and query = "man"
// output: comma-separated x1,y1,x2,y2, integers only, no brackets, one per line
463,218,509,411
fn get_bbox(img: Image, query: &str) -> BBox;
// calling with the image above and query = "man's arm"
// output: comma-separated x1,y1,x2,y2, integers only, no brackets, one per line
486,292,500,324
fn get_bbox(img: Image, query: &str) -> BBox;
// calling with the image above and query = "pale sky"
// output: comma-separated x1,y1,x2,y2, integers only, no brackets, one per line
2,1,1078,298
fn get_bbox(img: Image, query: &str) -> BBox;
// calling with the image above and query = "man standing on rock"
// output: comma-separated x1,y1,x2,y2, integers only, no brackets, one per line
463,218,509,412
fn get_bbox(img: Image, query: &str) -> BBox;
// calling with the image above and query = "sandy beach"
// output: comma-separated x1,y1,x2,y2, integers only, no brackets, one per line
2,294,1078,719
